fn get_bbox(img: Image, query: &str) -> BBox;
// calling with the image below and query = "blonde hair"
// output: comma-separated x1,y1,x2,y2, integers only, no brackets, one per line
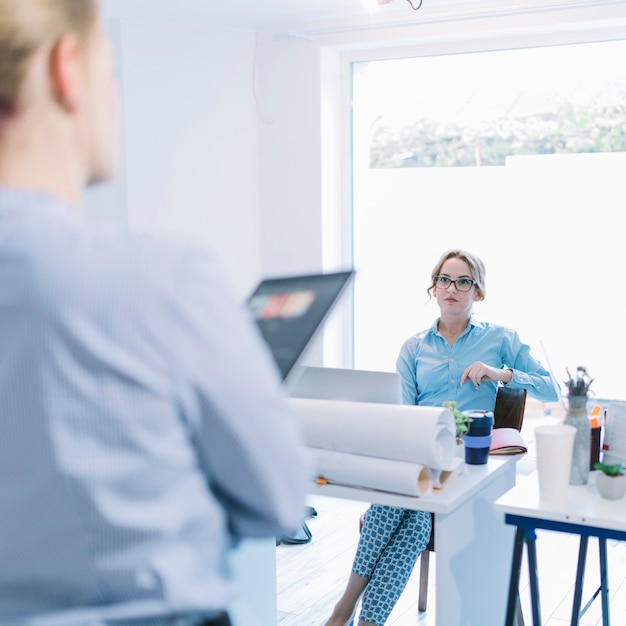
428,249,486,300
0,0,98,115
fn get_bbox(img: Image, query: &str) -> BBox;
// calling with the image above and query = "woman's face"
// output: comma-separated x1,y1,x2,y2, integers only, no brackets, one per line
434,257,481,318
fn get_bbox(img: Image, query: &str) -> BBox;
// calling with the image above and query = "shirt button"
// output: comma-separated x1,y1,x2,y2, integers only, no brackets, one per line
450,379,455,383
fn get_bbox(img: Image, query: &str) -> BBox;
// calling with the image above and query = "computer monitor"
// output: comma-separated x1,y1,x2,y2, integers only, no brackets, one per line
287,365,402,404
247,270,354,382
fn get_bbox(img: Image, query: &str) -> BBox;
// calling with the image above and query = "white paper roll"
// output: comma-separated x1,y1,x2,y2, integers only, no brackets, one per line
304,447,433,496
288,397,456,471
428,461,463,490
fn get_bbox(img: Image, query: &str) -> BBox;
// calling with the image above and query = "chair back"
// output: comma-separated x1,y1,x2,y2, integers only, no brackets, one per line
493,386,527,431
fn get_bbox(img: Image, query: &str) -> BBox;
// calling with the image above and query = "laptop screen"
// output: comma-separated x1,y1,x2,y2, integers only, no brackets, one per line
288,366,402,404
247,270,354,381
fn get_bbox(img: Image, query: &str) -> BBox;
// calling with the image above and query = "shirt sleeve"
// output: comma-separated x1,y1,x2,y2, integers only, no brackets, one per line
502,329,559,403
170,248,308,540
396,337,419,405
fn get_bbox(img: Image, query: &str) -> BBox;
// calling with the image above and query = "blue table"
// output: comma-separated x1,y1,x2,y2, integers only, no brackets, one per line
494,472,626,626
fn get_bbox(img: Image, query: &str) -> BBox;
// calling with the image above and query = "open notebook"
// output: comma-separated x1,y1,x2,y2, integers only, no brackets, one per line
490,428,528,455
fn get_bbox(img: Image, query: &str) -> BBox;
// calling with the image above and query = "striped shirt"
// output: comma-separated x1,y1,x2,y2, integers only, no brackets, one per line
0,187,307,625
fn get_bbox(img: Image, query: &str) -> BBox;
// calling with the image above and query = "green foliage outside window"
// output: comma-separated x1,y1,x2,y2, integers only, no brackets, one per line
370,101,626,168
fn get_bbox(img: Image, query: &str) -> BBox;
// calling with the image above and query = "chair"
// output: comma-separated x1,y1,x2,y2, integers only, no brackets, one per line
417,387,528,619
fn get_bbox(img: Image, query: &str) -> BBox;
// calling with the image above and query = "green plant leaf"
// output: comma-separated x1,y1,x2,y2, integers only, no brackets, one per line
594,462,625,476
443,400,473,438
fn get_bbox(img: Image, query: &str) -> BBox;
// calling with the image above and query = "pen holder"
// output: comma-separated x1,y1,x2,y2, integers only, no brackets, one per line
463,410,494,465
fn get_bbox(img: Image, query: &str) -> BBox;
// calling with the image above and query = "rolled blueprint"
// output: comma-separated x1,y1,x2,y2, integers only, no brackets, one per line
287,398,456,471
303,447,433,496
429,465,462,491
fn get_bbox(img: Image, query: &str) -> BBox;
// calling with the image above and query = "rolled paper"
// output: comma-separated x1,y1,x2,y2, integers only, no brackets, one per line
288,398,456,471
428,460,463,490
303,447,433,497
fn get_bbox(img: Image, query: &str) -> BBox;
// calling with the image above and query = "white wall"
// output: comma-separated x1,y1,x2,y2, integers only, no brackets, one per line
96,7,275,625
255,35,326,277
100,3,264,299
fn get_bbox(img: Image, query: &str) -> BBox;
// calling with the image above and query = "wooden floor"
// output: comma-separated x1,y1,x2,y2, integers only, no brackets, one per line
276,407,626,626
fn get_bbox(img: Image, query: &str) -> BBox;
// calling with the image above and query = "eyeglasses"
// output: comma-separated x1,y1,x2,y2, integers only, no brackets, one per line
432,275,476,292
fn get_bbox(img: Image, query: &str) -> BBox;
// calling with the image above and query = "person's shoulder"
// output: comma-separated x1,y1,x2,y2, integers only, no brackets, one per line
105,229,213,275
400,322,437,351
470,318,518,339
0,188,223,317
48,220,217,310
98,230,229,312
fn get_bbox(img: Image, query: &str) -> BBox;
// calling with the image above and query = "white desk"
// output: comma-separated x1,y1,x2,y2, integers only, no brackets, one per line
494,471,626,626
312,455,519,626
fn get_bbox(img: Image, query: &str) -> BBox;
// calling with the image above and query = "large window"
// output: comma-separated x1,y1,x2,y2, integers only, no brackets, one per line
351,39,626,401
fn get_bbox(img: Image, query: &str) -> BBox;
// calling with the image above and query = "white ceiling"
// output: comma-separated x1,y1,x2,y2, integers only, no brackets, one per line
102,0,619,31
100,0,534,28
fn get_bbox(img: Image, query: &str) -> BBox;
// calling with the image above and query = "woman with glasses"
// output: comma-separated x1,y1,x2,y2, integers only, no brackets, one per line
324,249,558,626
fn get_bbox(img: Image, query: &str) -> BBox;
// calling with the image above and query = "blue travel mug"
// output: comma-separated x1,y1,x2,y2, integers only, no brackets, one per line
463,410,494,465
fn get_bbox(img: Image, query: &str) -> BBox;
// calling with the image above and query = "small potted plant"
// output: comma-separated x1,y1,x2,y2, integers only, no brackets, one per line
443,400,472,444
594,462,626,500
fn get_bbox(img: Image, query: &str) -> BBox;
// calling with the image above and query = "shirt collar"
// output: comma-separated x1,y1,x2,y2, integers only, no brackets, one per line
430,314,483,337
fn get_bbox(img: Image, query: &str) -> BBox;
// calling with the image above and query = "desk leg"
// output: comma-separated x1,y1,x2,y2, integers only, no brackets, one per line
524,528,541,626
505,527,525,626
435,462,516,625
571,536,589,626
599,538,610,626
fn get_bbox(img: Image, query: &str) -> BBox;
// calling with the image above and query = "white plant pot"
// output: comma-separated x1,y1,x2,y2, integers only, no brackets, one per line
595,471,626,500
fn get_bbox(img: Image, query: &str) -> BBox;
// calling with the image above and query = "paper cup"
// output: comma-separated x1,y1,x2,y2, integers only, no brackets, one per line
535,424,576,504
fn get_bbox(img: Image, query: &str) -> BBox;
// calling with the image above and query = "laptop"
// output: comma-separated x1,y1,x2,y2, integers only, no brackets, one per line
288,365,402,404
246,270,354,383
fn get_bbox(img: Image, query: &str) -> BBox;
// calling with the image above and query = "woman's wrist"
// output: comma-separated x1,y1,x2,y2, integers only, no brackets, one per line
501,368,514,385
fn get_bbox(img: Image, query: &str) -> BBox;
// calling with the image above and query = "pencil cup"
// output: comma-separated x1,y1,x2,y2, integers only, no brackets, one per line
463,410,494,465
535,424,576,504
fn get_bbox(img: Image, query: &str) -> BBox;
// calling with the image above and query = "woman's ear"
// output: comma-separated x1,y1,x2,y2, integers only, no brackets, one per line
49,34,83,112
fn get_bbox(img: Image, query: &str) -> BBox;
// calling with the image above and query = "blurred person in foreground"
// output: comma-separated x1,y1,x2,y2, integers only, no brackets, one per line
0,1,307,625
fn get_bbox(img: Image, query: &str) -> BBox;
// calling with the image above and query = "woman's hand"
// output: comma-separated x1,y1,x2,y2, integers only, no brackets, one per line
461,362,512,388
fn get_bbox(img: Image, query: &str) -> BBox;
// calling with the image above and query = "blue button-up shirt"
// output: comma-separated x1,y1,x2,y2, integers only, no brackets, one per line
397,316,559,412
0,188,307,625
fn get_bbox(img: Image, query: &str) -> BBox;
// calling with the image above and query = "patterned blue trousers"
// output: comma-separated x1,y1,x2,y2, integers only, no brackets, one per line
352,504,431,626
